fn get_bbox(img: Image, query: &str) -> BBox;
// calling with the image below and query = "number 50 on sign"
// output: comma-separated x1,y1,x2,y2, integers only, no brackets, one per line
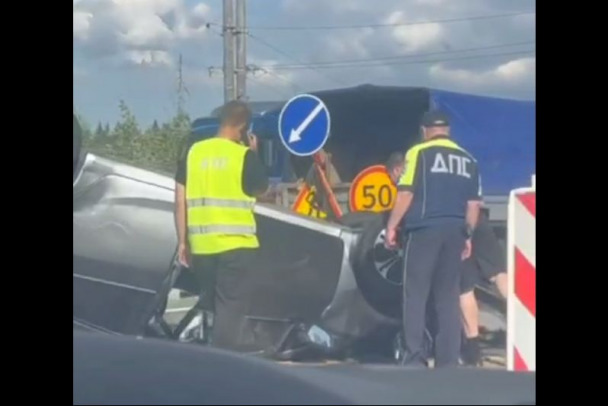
349,165,397,213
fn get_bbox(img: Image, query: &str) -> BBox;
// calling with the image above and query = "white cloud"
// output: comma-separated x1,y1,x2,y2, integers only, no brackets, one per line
125,50,174,67
283,0,370,14
385,11,445,52
192,3,211,19
325,27,375,59
119,14,174,48
73,0,211,66
73,11,93,41
429,56,536,88
74,0,535,125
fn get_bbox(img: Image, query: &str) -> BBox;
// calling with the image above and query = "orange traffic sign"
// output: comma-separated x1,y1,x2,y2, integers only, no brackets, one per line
349,165,397,213
292,184,328,219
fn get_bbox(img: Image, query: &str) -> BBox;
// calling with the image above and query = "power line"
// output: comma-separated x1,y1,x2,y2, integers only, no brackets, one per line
210,11,534,31
249,65,305,93
247,32,349,86
269,49,535,71
248,74,293,99
269,41,535,69
205,24,308,92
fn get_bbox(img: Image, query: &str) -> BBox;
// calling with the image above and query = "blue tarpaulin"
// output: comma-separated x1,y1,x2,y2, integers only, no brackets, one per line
192,85,535,196
429,90,535,195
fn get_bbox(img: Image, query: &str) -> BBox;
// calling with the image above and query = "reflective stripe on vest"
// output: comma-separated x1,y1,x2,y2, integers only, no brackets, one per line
185,137,259,255
187,197,255,209
188,225,257,235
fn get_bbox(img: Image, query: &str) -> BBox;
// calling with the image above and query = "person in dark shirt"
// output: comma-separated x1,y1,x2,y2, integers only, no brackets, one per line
385,110,482,368
459,212,507,365
174,101,269,351
385,150,503,366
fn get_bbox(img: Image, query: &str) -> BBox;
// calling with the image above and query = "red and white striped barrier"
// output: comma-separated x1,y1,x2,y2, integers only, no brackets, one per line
506,176,536,372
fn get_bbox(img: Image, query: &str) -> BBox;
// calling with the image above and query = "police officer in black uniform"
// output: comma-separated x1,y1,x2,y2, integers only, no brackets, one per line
385,110,482,368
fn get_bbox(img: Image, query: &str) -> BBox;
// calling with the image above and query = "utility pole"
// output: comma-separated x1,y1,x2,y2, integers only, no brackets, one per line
235,0,247,101
176,53,189,116
223,0,236,102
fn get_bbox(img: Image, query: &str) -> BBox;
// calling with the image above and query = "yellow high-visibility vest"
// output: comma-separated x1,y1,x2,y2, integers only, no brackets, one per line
186,137,258,255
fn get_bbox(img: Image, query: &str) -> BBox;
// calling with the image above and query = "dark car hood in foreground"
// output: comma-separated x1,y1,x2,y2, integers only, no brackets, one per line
74,331,535,405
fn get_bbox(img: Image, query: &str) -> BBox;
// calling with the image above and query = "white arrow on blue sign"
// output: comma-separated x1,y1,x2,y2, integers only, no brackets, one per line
278,94,331,157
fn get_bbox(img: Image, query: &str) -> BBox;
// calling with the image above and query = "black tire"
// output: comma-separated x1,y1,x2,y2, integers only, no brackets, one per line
351,211,402,320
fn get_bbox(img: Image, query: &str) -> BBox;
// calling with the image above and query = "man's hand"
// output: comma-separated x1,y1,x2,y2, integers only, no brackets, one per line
385,227,399,250
248,133,259,152
178,243,190,267
462,238,472,260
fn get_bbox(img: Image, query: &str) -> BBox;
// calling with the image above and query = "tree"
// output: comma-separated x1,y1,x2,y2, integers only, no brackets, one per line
79,103,193,175
75,112,93,139
151,120,160,133
114,100,140,139
95,122,104,138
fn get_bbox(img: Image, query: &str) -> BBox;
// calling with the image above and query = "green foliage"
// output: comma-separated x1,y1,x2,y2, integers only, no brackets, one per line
82,101,191,175
74,111,93,139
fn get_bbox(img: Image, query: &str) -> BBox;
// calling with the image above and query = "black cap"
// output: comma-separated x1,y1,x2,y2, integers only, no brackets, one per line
421,110,450,128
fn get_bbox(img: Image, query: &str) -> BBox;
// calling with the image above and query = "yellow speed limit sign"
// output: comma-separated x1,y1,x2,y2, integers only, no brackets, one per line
349,165,397,212
292,185,328,219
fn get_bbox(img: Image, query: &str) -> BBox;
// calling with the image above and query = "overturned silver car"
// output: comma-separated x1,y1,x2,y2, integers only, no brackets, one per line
73,116,504,362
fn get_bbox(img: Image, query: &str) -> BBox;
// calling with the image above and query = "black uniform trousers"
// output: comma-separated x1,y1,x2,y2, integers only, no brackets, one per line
190,248,256,352
402,224,465,367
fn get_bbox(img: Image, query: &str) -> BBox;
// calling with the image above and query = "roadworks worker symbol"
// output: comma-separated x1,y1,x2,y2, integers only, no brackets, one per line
292,184,328,219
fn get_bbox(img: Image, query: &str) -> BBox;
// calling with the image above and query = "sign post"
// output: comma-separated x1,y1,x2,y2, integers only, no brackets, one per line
349,165,397,213
506,178,536,372
279,94,342,219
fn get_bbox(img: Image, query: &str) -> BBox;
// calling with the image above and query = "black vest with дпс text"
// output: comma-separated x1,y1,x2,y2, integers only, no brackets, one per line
397,136,481,231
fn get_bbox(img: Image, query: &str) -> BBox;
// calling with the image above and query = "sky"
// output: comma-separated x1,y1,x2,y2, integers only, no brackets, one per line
73,0,536,127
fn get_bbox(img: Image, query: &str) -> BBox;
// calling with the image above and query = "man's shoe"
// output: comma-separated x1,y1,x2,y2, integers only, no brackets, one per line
461,336,482,366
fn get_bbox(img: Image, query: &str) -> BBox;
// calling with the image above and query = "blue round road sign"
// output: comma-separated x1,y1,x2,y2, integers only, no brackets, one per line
278,94,330,157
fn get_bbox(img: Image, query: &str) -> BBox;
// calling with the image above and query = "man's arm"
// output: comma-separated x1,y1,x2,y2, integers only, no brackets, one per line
387,192,414,231
242,149,270,198
387,147,420,231
465,165,483,235
175,182,188,246
174,138,190,247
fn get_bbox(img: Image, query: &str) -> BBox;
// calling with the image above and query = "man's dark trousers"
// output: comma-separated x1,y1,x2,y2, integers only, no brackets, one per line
401,224,465,367
191,248,256,351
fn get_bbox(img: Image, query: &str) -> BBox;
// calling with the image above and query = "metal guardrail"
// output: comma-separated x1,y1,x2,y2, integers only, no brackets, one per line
270,182,509,222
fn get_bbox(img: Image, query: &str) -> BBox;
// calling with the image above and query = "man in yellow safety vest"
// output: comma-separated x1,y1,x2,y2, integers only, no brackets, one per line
174,100,269,350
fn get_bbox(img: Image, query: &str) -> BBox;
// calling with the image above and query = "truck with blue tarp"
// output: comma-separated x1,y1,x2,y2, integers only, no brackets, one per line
192,85,535,222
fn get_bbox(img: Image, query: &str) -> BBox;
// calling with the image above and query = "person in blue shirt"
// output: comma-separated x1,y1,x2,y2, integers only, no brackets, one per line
385,151,506,366
385,110,482,368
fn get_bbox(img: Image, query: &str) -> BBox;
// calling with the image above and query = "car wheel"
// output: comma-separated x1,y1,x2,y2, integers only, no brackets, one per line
351,211,403,320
